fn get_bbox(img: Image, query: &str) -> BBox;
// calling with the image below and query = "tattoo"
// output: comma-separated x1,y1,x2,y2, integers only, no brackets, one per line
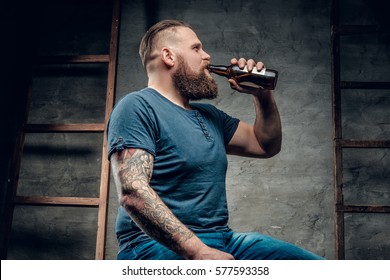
111,148,194,252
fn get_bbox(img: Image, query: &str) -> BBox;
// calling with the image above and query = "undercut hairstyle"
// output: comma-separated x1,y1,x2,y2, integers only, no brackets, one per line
139,19,192,69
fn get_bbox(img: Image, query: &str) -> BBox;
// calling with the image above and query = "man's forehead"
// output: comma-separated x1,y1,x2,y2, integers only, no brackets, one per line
174,27,201,45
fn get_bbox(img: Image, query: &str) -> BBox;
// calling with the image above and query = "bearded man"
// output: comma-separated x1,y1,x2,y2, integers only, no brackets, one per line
107,19,323,260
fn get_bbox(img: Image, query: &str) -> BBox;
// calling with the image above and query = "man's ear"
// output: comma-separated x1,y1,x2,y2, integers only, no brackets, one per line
161,47,176,68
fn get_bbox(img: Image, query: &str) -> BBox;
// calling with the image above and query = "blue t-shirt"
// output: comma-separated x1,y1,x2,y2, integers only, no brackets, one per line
107,88,239,248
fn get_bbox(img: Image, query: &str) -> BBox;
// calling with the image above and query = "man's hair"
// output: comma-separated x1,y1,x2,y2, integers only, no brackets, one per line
139,19,192,69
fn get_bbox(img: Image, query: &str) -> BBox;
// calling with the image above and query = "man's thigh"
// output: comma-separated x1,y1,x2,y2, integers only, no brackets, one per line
118,232,227,260
224,231,324,260
118,239,184,260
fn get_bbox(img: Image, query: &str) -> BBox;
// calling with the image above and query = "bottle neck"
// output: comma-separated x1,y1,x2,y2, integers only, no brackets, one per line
207,65,231,78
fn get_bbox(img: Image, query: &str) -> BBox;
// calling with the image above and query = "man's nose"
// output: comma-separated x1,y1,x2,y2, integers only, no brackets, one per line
202,50,211,61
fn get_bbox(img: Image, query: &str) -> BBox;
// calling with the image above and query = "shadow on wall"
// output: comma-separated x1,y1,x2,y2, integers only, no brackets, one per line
144,0,160,30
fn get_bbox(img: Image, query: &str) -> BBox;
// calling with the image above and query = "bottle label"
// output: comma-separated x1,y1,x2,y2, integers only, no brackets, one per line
242,65,267,75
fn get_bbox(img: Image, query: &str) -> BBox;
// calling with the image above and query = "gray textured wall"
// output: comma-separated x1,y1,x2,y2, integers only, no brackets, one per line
110,0,335,259
5,0,389,260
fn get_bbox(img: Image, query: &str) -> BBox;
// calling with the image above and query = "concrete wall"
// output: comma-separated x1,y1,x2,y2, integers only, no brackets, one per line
3,0,389,260
114,0,335,259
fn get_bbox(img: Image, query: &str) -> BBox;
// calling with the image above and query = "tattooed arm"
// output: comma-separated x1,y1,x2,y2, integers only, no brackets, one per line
110,148,234,260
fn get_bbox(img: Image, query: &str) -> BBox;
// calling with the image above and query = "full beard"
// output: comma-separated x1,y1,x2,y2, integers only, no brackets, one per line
172,57,218,101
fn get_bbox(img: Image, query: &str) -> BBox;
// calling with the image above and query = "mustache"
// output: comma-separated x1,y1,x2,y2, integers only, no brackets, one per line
202,61,210,70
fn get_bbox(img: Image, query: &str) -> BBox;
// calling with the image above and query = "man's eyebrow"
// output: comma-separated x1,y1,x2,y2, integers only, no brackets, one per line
190,42,202,48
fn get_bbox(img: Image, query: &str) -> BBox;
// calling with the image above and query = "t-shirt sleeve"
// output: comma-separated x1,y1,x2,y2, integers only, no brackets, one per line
107,93,157,160
218,108,240,145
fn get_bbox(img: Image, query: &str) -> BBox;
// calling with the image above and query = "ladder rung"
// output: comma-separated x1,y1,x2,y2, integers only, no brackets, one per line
37,55,110,64
335,139,390,148
14,196,100,207
337,204,390,213
332,25,388,35
340,81,390,89
24,123,105,133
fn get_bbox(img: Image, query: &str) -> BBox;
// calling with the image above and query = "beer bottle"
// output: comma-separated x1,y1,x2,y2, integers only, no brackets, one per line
207,64,278,90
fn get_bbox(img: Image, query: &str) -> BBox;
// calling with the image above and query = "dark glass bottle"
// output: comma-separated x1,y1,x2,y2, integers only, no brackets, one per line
207,64,278,90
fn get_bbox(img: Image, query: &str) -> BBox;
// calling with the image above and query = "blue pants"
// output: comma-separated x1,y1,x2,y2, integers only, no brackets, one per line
117,230,324,260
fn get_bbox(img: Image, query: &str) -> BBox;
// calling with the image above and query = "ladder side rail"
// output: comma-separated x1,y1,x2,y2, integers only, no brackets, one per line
331,0,346,260
95,0,121,260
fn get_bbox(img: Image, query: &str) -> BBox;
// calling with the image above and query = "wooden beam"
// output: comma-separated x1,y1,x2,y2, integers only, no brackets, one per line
24,123,105,133
331,0,345,260
336,139,390,148
337,205,390,213
37,55,110,64
340,81,390,89
95,0,121,260
14,196,100,207
332,25,387,35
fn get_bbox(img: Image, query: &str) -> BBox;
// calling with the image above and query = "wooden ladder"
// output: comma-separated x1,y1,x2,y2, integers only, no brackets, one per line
1,0,120,259
331,0,390,259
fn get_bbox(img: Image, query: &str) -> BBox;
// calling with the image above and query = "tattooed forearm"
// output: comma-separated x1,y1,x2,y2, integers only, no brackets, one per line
111,148,194,253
